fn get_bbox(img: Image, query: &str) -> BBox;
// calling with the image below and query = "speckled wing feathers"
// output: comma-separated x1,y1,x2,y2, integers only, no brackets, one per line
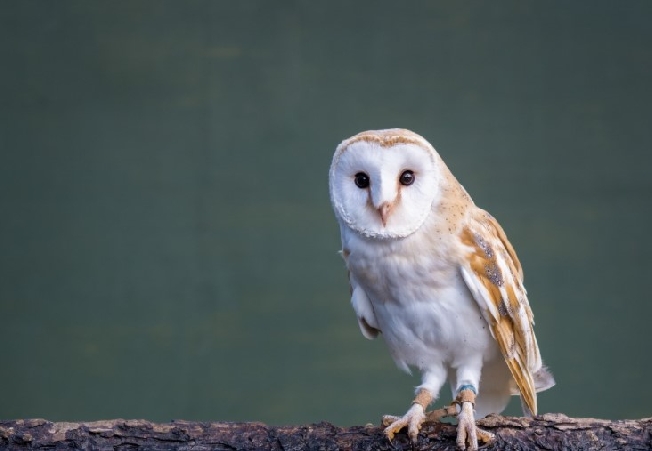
459,210,542,416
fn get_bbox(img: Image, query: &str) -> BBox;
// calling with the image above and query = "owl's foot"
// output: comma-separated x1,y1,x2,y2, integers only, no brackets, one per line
455,387,494,450
382,388,432,442
425,403,458,422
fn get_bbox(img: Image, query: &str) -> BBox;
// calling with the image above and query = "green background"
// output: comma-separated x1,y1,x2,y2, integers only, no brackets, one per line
1,1,651,425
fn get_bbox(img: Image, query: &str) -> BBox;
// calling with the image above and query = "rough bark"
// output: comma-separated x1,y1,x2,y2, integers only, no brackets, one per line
1,414,651,450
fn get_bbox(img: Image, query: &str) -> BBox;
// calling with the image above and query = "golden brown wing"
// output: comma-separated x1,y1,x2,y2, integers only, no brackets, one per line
459,210,543,416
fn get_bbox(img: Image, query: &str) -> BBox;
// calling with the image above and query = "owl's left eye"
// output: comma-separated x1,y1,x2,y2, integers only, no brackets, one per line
399,170,415,186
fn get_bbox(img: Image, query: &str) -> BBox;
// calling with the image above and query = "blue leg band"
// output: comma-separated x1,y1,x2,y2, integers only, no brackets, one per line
457,384,477,395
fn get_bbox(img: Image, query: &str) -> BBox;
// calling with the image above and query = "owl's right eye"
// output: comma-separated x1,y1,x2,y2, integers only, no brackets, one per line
354,172,370,188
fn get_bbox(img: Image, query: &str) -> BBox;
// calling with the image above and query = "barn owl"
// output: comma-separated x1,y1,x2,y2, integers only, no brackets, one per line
329,129,554,450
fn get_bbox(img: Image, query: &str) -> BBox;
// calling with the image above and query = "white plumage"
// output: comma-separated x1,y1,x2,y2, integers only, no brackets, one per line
329,129,554,450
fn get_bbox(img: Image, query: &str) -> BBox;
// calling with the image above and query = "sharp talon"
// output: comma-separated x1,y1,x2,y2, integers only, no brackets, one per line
476,428,494,444
384,423,402,442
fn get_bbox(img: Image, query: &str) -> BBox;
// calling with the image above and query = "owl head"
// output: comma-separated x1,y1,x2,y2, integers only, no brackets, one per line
329,129,443,240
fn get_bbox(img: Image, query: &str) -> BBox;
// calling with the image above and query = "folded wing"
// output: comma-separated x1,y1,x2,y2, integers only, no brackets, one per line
458,210,549,416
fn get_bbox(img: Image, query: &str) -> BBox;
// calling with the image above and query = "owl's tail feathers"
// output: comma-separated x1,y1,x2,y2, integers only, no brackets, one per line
509,366,555,417
509,365,555,395
533,366,556,393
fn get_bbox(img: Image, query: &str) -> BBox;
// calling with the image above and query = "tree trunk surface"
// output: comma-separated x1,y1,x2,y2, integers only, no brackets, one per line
1,414,651,450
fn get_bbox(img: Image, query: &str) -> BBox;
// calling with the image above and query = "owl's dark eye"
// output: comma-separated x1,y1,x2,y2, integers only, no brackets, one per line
399,170,415,186
354,172,370,188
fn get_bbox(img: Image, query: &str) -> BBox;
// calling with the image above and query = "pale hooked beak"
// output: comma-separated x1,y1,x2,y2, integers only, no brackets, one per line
378,202,394,226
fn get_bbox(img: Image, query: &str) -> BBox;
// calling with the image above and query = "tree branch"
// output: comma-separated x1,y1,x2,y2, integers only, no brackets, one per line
1,414,651,450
